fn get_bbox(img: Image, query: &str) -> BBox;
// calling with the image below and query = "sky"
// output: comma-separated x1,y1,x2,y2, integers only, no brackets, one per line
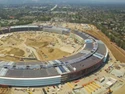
0,0,125,4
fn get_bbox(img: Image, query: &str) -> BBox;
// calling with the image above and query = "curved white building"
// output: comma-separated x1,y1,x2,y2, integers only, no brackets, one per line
0,25,108,86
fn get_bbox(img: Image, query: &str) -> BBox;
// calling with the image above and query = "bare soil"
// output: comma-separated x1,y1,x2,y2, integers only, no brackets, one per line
0,31,82,62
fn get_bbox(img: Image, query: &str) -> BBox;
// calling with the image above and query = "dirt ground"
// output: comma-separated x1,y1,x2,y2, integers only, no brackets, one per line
0,31,82,62
0,87,11,94
113,84,125,94
36,47,69,61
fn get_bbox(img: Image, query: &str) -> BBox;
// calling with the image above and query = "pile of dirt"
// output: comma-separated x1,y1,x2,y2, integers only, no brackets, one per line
7,48,25,57
37,47,69,61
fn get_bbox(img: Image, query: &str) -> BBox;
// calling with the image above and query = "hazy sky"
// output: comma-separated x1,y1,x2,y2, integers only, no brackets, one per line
0,0,125,4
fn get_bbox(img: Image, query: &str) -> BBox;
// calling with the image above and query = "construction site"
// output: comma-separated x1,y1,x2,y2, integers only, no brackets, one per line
0,31,83,62
0,22,124,94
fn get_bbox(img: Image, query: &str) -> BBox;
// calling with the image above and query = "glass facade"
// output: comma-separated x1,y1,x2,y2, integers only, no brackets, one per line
0,76,61,86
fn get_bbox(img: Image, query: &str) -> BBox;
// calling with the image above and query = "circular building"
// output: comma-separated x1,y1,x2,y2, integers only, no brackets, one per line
0,25,108,87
